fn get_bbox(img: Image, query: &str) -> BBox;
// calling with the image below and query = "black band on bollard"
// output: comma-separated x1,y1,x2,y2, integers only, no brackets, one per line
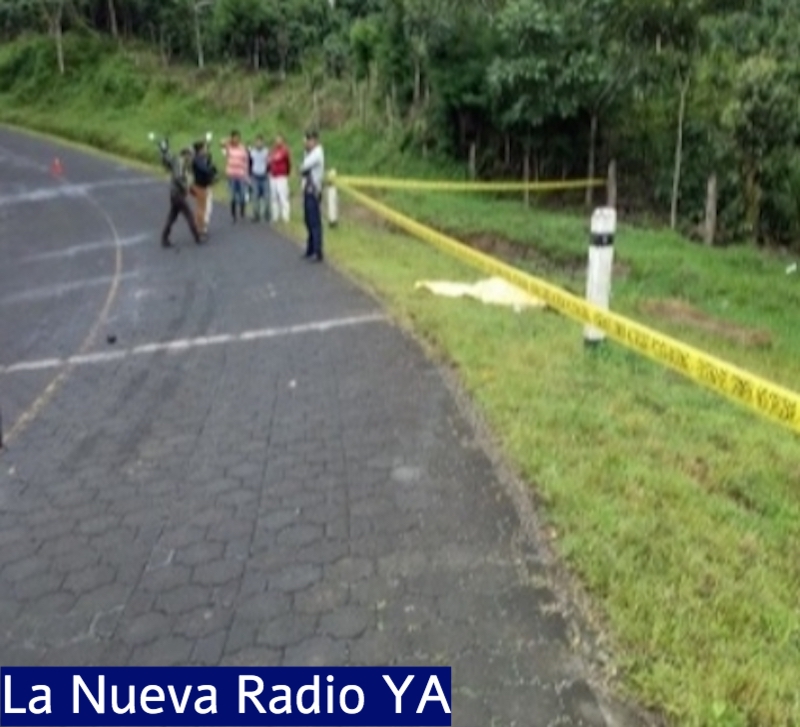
590,233,614,247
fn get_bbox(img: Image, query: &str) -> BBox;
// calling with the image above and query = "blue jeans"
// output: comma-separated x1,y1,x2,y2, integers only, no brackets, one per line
304,191,323,259
251,175,269,220
228,178,246,206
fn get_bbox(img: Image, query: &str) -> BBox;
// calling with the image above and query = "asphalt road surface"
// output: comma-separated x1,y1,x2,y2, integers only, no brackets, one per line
0,128,638,726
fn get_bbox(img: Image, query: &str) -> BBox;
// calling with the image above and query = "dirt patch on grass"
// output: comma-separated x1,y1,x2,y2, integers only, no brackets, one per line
340,200,630,278
459,232,632,278
463,233,582,272
342,199,394,230
640,298,772,348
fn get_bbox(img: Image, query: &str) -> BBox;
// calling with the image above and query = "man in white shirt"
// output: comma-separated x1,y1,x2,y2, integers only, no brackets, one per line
248,134,270,222
300,130,325,262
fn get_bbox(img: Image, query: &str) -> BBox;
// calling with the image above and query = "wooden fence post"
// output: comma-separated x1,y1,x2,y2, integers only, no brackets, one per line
468,141,477,180
523,151,531,208
606,160,617,209
704,173,717,246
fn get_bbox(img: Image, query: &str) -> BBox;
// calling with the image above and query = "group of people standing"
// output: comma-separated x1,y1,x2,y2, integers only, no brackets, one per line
212,131,292,226
159,129,325,261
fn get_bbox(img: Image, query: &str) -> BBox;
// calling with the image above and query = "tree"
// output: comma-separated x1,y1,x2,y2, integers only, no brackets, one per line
564,0,638,205
620,0,731,228
489,0,612,182
402,0,454,107
722,55,800,243
213,0,263,63
427,4,497,163
349,16,380,123
376,0,413,117
350,15,379,83
192,0,214,68
38,0,66,74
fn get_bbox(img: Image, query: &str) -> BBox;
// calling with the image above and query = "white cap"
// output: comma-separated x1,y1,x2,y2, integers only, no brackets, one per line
591,207,617,236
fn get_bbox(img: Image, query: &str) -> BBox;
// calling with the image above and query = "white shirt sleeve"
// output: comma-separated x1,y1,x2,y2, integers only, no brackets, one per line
300,147,322,174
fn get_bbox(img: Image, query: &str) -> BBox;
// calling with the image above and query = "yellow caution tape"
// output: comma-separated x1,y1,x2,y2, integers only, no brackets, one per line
335,175,606,192
338,181,800,435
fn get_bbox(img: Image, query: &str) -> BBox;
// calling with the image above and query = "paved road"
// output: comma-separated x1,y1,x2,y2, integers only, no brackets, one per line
0,129,636,726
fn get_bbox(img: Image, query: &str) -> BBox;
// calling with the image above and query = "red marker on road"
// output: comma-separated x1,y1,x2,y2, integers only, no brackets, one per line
50,157,63,177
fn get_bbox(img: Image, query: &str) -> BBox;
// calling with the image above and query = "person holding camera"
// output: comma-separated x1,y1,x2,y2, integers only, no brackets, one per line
157,139,203,248
190,138,217,236
300,130,325,262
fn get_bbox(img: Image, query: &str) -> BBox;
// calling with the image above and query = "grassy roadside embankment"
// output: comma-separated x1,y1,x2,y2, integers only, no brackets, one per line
2,35,800,727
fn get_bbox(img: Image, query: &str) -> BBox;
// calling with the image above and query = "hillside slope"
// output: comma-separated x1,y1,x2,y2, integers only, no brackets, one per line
0,33,459,178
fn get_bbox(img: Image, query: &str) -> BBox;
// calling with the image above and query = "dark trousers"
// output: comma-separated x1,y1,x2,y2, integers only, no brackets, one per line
162,191,200,244
304,191,323,259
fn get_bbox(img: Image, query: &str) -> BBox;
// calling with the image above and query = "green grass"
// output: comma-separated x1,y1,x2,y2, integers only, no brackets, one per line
3,33,800,726
370,188,800,388
314,208,800,727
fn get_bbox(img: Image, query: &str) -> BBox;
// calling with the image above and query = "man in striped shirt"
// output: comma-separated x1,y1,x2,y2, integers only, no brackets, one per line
221,130,249,223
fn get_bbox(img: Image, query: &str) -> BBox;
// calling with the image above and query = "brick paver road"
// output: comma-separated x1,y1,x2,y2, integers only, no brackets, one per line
0,129,643,726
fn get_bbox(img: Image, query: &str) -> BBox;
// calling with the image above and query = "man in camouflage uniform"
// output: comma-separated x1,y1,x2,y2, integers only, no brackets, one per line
158,139,203,247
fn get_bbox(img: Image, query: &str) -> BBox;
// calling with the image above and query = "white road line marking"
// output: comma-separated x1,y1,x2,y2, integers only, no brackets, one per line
0,178,160,206
0,272,139,305
4,358,63,373
68,351,127,365
0,313,386,375
19,233,150,262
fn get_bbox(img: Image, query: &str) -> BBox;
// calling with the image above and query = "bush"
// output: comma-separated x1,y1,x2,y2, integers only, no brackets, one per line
0,35,57,104
759,150,800,246
89,55,149,107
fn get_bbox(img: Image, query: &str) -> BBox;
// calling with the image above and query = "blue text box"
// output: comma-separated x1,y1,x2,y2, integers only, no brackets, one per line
0,667,452,726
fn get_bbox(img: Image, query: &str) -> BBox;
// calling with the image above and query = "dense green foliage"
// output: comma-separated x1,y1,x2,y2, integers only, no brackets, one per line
4,1,800,243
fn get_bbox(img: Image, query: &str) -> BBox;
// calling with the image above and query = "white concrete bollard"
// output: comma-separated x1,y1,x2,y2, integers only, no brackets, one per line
584,207,616,345
327,169,339,227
